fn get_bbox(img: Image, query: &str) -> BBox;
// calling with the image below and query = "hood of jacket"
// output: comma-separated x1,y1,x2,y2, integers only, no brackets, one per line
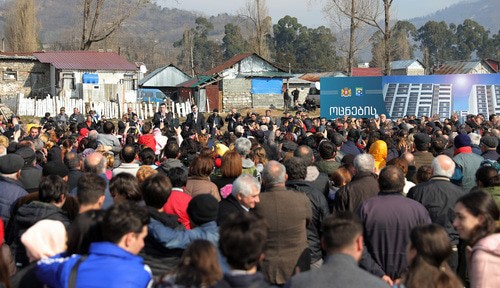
473,233,500,257
158,158,184,173
369,140,388,171
15,201,70,229
242,158,255,169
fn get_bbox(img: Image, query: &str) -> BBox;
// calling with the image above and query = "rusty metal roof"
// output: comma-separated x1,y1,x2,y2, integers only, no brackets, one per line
351,67,382,76
33,51,138,71
433,60,495,74
299,72,345,82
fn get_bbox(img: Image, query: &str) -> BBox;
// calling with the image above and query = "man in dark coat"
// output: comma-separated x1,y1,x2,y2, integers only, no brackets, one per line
253,161,311,285
152,102,173,130
334,154,379,213
0,154,28,226
185,104,206,134
216,212,274,288
217,174,260,225
358,165,431,283
16,147,42,193
206,108,224,137
285,157,329,268
294,145,330,197
287,213,388,288
480,135,500,161
140,174,183,278
407,155,465,272
7,175,71,269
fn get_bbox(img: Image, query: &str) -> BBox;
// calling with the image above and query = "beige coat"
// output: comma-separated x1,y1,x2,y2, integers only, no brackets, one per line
253,186,312,285
185,177,221,202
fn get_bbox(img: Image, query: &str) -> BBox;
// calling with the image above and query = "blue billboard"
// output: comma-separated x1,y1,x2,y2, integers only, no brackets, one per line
321,74,500,119
320,77,387,119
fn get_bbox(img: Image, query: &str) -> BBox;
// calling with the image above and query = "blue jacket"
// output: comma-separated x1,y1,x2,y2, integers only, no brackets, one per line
0,176,28,227
148,220,219,249
36,242,152,288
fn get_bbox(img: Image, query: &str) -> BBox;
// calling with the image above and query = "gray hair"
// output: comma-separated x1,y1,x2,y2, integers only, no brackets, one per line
262,160,286,186
234,137,252,157
354,153,375,173
468,133,481,146
88,130,98,142
232,174,261,197
432,155,455,178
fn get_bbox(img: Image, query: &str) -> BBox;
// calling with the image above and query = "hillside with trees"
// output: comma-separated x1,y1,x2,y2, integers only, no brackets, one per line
0,0,497,75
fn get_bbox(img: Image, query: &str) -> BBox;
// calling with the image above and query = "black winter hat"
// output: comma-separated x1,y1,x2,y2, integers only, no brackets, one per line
0,154,24,174
187,194,219,225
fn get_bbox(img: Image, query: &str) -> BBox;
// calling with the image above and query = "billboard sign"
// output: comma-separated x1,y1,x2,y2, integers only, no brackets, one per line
320,77,387,119
321,74,500,120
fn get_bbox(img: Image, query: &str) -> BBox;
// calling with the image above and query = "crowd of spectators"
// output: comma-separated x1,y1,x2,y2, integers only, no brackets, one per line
0,104,498,288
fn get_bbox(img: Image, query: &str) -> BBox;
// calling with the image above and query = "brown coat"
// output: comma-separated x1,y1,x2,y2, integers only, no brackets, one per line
185,177,221,202
253,186,312,285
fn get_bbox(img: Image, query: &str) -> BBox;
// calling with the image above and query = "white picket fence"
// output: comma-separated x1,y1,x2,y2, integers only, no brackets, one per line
16,95,192,120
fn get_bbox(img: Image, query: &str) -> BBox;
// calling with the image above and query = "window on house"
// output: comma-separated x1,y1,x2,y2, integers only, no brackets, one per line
122,74,135,90
3,70,17,81
62,73,75,90
30,72,44,85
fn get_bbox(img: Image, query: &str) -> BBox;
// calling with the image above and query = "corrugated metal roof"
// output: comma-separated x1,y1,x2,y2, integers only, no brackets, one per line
0,52,37,60
139,64,191,87
433,60,495,74
177,76,213,88
391,59,423,70
299,72,344,82
351,67,382,76
33,51,138,71
204,53,254,75
204,53,285,76
239,71,294,78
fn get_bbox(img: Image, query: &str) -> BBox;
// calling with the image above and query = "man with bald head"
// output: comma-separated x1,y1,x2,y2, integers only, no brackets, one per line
407,155,465,272
79,152,113,208
254,160,311,285
358,165,430,283
401,152,416,182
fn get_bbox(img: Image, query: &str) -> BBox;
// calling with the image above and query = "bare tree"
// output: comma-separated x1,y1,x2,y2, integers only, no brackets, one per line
4,0,38,52
239,0,272,59
323,0,395,75
323,0,378,75
80,0,150,50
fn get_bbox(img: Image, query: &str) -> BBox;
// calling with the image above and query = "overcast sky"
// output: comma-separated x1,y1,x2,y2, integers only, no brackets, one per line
161,0,464,28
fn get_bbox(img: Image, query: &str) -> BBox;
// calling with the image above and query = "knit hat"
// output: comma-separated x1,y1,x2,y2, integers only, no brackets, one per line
0,154,24,174
480,136,499,149
16,147,36,166
43,161,70,177
187,194,219,225
21,219,67,262
454,134,472,148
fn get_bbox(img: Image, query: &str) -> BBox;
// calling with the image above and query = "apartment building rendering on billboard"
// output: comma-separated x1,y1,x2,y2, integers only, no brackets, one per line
468,84,500,118
383,83,453,119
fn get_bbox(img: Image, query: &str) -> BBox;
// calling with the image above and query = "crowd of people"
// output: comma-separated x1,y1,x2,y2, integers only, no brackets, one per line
0,102,498,288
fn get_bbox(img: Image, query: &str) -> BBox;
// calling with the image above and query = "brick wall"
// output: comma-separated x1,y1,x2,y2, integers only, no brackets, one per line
0,61,51,101
222,78,252,110
252,93,283,108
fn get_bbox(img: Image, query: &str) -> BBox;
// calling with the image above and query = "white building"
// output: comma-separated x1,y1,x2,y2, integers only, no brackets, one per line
468,84,500,117
383,83,453,119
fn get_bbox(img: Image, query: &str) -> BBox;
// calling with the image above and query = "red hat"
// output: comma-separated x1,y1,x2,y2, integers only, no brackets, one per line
79,128,89,137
